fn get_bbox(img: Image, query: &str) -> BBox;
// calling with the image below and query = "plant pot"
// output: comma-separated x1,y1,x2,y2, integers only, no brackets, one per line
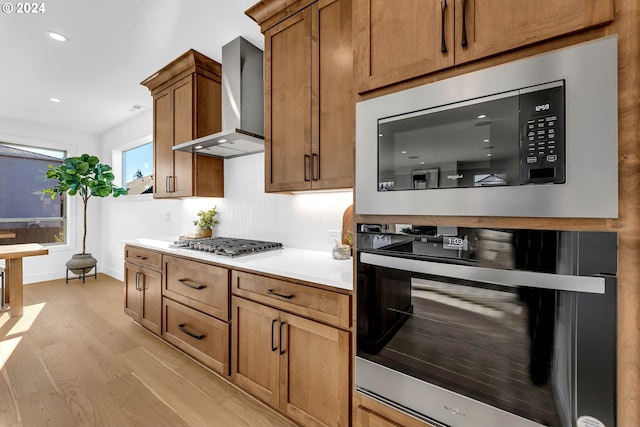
196,228,212,238
66,253,97,275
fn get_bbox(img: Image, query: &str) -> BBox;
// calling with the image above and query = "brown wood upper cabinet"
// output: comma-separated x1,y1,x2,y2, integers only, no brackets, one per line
141,50,224,198
355,0,614,93
248,0,354,192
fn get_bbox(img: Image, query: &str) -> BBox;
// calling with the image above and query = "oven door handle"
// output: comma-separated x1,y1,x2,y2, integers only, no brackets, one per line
360,252,605,294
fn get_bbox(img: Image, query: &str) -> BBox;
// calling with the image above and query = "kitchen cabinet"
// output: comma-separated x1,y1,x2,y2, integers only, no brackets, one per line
141,50,224,199
354,397,436,427
354,0,614,93
162,255,231,375
250,0,354,192
124,246,162,335
231,271,351,427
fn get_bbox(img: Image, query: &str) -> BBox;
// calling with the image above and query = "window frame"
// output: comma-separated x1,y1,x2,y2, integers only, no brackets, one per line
112,134,154,200
0,134,75,251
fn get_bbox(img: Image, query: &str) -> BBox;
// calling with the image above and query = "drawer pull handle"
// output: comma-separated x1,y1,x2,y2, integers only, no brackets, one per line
271,319,278,352
267,289,294,299
178,324,205,340
177,279,205,290
135,255,148,260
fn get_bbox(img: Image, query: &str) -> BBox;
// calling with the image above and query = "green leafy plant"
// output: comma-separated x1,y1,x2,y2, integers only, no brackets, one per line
193,207,219,230
43,154,127,254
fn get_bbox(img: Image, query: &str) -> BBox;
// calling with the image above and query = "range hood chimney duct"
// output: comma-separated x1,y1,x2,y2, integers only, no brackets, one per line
173,37,264,158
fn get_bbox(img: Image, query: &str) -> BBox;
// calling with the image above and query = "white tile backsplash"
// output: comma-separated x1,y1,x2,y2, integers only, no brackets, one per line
180,153,353,252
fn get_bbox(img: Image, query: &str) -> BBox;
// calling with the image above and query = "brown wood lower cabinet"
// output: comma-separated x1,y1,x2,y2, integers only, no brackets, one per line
354,394,436,427
162,297,230,376
124,246,163,336
232,296,350,427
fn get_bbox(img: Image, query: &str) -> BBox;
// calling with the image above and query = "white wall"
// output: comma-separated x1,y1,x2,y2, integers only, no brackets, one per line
99,112,353,281
0,116,102,283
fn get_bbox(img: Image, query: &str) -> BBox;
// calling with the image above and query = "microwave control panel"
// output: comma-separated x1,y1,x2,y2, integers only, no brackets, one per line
519,82,565,185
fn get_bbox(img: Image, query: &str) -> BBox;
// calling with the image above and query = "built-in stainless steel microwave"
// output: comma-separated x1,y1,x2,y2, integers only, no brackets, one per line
378,80,565,190
356,36,618,218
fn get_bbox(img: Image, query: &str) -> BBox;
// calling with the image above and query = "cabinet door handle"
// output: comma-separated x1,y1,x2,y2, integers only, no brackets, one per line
267,289,294,299
461,0,468,47
312,153,319,181
279,321,286,355
271,319,278,352
178,324,205,340
440,0,448,53
135,271,141,291
166,176,171,193
177,279,205,290
135,255,148,260
304,155,311,182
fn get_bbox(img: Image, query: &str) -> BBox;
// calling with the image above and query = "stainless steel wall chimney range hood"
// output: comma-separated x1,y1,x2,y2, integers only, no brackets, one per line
173,37,264,158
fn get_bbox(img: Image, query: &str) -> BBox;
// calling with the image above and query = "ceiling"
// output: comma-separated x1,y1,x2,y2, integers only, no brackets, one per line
0,0,263,135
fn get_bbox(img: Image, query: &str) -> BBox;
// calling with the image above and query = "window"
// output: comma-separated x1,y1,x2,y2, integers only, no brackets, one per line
123,142,153,195
0,142,66,245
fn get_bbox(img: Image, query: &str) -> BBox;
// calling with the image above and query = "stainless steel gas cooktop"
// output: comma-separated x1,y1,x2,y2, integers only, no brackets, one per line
170,237,284,257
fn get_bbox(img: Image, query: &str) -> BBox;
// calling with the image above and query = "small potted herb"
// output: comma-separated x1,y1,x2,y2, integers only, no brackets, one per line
193,207,219,238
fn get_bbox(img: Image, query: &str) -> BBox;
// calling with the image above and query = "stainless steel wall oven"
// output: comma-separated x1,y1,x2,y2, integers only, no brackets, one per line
356,225,617,427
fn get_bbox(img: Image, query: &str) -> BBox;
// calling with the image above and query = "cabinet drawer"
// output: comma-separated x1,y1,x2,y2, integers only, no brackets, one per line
163,298,230,376
231,271,350,329
125,246,162,271
164,256,230,321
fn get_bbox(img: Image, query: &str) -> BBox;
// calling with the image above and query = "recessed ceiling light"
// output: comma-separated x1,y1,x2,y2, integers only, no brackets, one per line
378,133,383,137
487,153,492,157
194,145,203,150
218,139,227,143
477,114,487,119
401,150,407,154
47,31,68,42
49,98,61,103
483,139,490,142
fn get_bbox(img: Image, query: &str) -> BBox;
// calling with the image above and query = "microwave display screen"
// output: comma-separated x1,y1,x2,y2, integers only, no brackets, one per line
377,82,565,191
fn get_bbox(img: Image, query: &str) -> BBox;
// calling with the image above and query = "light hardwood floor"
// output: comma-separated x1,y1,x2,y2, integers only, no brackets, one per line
0,274,298,427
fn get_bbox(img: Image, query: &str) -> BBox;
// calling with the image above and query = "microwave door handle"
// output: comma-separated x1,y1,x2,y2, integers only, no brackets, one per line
360,252,605,294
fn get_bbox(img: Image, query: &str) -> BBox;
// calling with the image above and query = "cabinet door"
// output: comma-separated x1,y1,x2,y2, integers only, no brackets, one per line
139,266,162,335
153,89,173,198
354,0,454,93
231,297,280,407
172,76,195,198
279,312,350,427
454,0,614,64
265,6,313,192
313,0,354,190
124,262,142,320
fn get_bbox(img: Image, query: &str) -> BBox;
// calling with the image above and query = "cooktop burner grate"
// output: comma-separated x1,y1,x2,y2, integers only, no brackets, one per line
171,237,284,257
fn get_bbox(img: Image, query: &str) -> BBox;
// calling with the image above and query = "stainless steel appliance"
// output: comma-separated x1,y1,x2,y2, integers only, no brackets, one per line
356,36,618,218
171,237,283,257
356,225,617,427
377,80,565,190
173,37,265,158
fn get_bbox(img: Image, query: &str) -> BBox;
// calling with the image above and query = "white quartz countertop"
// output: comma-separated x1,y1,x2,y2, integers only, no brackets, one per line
124,238,353,291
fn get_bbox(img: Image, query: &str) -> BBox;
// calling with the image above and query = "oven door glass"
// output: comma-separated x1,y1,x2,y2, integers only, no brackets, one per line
357,263,571,426
377,91,521,191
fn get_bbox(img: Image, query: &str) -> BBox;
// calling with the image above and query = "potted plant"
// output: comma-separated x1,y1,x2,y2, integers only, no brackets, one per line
193,207,219,238
43,154,127,275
